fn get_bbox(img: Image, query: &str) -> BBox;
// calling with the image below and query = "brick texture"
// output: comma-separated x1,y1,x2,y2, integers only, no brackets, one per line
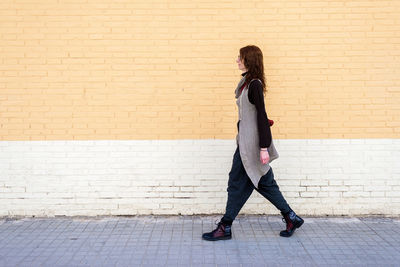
1,0,400,141
0,139,399,216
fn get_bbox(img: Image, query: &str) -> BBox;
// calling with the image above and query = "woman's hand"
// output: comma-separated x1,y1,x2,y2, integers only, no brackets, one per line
260,149,270,165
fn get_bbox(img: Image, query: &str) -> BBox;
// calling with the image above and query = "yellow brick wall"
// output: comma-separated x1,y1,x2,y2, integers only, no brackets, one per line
1,0,399,141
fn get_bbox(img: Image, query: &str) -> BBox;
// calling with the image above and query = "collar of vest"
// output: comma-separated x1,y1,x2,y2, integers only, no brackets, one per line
235,75,247,99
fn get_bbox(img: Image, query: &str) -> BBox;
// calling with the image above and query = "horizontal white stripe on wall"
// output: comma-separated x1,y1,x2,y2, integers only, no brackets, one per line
0,139,399,217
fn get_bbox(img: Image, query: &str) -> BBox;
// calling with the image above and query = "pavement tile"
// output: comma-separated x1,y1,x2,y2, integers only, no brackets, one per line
0,215,399,266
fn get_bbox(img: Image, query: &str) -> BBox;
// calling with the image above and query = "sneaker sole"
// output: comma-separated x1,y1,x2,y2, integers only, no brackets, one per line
202,236,232,241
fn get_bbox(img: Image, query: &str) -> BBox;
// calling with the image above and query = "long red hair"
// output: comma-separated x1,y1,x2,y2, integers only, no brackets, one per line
239,45,267,94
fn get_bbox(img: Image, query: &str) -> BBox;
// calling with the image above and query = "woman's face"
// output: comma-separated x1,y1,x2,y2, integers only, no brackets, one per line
236,55,247,72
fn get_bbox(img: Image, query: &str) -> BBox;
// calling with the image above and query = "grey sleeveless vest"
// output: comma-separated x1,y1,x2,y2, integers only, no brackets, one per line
235,76,279,188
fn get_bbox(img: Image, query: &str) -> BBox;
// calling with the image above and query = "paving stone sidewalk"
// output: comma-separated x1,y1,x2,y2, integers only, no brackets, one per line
0,215,399,266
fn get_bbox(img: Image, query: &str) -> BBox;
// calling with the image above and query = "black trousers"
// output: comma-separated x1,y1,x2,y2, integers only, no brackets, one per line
222,147,291,225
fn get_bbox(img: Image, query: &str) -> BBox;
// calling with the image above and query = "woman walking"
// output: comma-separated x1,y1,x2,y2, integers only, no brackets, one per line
202,45,304,241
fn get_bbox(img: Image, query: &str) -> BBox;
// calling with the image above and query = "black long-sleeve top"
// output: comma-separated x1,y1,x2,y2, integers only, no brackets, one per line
241,73,272,148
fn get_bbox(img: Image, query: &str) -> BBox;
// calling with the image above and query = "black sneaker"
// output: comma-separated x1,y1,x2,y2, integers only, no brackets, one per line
280,211,304,237
202,222,232,241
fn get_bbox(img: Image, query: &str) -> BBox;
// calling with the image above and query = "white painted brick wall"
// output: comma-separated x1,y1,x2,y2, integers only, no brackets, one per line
0,139,399,217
